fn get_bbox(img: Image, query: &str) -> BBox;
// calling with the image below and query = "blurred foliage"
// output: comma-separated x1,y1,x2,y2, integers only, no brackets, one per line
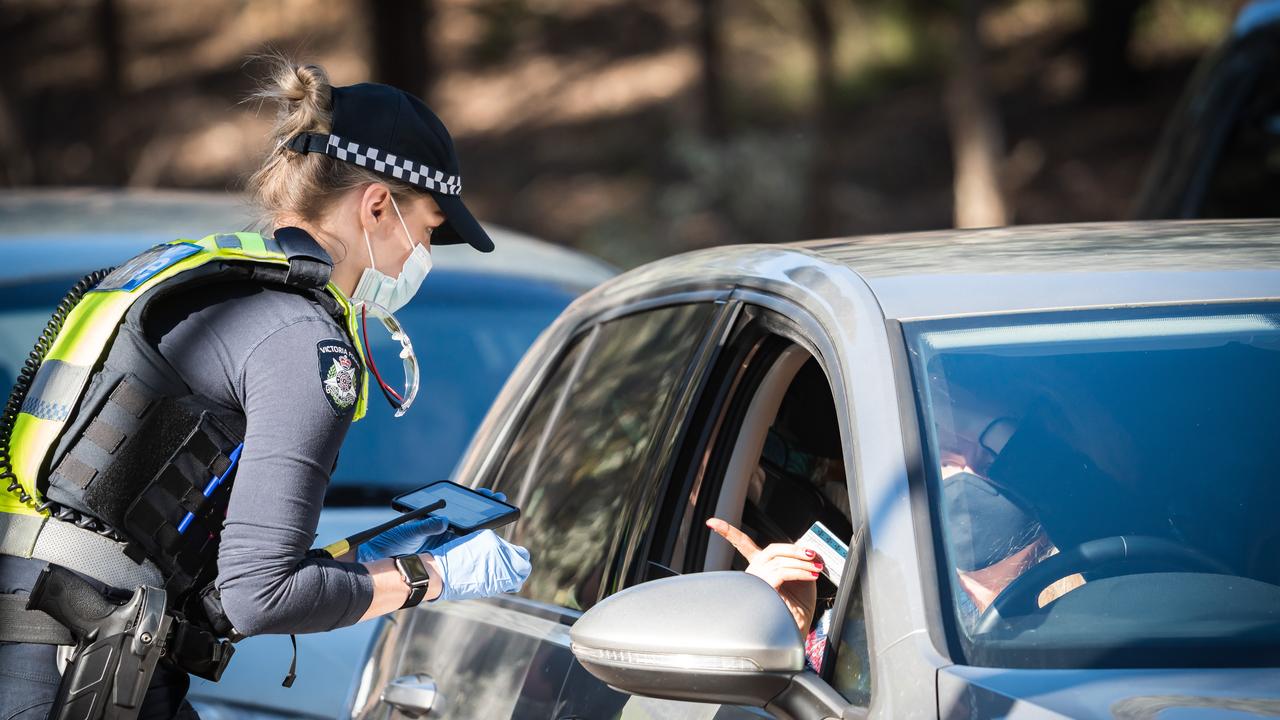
661,131,813,245
0,0,1245,268
1134,0,1236,57
468,0,531,66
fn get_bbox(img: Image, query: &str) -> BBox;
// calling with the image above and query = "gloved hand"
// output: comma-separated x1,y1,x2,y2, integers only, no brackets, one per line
356,515,449,563
429,529,531,602
416,488,509,554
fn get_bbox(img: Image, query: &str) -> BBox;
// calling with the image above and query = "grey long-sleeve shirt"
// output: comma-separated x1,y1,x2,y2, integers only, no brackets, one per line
149,281,375,636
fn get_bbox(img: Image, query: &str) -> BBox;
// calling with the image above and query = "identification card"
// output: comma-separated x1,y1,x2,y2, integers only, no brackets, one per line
796,521,849,586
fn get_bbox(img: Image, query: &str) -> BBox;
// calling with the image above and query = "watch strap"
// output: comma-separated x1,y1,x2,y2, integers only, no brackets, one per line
403,582,428,609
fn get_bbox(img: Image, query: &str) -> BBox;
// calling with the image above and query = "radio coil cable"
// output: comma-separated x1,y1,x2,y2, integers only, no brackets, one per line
0,268,115,532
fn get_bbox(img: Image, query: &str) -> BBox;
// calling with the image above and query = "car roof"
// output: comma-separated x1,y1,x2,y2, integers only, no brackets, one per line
581,220,1280,321
0,189,616,290
798,220,1280,319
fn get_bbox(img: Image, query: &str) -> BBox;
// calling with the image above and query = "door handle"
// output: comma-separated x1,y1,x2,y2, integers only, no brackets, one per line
380,674,440,717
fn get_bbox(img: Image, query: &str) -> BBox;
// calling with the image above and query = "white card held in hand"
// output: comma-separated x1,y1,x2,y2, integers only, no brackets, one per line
795,521,849,586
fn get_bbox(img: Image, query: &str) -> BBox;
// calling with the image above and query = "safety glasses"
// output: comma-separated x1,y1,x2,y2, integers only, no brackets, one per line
358,301,419,417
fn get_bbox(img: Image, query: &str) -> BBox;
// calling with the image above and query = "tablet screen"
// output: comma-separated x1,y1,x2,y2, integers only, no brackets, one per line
395,482,515,530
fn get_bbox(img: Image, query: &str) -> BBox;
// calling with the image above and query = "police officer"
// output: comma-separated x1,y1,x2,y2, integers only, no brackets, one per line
0,59,531,718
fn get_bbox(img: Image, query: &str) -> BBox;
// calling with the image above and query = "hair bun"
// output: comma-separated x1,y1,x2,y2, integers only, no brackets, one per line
251,54,332,136
246,54,419,228
287,63,331,111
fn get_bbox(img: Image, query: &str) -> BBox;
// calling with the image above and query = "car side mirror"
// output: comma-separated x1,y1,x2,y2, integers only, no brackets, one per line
569,571,805,707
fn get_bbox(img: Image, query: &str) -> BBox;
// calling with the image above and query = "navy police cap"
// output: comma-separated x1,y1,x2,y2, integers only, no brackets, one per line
287,83,493,253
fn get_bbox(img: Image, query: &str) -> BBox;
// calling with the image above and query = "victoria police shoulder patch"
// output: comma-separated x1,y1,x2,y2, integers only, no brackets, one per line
316,339,361,417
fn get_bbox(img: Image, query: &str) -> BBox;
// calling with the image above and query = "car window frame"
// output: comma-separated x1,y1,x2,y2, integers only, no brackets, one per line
885,318,958,666
722,291,876,699
633,288,880,714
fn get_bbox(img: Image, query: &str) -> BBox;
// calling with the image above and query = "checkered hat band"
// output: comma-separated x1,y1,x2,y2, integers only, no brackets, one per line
288,133,462,196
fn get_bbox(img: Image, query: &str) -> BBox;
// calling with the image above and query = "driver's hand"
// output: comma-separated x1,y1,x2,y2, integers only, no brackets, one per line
707,518,820,633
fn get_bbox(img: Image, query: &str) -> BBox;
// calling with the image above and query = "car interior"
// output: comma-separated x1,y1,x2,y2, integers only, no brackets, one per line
702,349,853,577
661,338,856,640
907,308,1280,667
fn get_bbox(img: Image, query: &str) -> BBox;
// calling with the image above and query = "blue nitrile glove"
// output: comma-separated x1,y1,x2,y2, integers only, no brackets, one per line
429,529,532,602
416,488,509,554
356,515,449,563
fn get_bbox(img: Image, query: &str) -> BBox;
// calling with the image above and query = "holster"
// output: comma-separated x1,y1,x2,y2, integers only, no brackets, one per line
27,565,171,720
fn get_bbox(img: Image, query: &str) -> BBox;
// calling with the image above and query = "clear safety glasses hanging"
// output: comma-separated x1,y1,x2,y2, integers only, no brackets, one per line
356,300,419,417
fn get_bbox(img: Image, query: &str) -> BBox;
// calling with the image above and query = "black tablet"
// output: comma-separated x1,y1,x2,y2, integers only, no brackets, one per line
391,480,520,534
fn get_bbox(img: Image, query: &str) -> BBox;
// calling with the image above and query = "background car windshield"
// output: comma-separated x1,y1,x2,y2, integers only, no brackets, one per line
904,302,1280,669
332,273,573,503
0,273,574,506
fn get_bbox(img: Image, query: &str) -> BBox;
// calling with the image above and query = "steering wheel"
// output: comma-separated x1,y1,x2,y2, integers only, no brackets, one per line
974,535,1232,635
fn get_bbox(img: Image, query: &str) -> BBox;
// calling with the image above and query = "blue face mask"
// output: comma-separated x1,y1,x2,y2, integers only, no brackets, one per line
351,196,432,313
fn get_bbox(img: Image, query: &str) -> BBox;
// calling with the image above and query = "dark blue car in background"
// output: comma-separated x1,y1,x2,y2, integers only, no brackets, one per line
0,189,616,719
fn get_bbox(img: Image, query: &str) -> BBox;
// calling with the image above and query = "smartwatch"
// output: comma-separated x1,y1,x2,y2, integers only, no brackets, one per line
393,554,432,609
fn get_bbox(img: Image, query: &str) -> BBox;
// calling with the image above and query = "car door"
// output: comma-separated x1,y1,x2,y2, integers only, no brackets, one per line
590,303,877,719
358,300,724,720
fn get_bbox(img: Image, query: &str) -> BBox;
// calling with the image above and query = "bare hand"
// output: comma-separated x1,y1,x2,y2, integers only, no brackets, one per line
706,517,819,633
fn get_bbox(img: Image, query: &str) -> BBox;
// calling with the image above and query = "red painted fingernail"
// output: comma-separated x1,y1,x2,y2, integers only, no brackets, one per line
805,549,816,558
811,571,820,577
814,560,824,568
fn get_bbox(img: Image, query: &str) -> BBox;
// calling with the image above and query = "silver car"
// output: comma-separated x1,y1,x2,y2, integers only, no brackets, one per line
353,220,1280,719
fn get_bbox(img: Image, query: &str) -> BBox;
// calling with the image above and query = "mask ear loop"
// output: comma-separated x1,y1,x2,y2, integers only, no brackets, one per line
389,195,417,254
362,227,378,270
360,303,406,411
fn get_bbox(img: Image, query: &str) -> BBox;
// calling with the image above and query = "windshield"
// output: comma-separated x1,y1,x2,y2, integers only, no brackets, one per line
904,302,1280,669
0,273,575,506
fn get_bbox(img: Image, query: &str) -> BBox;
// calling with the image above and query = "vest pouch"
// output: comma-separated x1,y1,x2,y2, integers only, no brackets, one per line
122,404,241,597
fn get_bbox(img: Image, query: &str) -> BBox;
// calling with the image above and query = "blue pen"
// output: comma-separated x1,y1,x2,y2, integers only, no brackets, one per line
177,443,244,534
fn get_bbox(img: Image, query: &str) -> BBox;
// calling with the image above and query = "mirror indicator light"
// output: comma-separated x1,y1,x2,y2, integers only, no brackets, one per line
571,643,763,672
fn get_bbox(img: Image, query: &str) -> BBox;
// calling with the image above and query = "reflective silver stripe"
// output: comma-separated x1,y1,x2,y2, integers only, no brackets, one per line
20,359,90,421
214,233,242,249
0,513,163,589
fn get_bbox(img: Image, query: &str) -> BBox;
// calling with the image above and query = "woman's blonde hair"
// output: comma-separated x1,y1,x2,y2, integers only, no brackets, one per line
246,55,420,225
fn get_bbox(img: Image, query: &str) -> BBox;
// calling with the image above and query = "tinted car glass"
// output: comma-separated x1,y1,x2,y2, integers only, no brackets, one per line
830,581,872,705
490,334,590,498
509,303,716,611
905,302,1280,669
328,273,576,503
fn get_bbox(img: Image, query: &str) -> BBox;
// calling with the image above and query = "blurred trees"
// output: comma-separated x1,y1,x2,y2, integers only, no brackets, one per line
1083,0,1146,98
0,0,1239,265
696,0,728,139
366,0,436,101
945,0,1010,227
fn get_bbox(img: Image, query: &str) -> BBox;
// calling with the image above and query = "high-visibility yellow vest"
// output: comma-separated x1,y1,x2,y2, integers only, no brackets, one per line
0,232,369,517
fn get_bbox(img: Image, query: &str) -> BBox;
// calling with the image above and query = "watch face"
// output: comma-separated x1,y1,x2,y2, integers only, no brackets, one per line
398,554,429,585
